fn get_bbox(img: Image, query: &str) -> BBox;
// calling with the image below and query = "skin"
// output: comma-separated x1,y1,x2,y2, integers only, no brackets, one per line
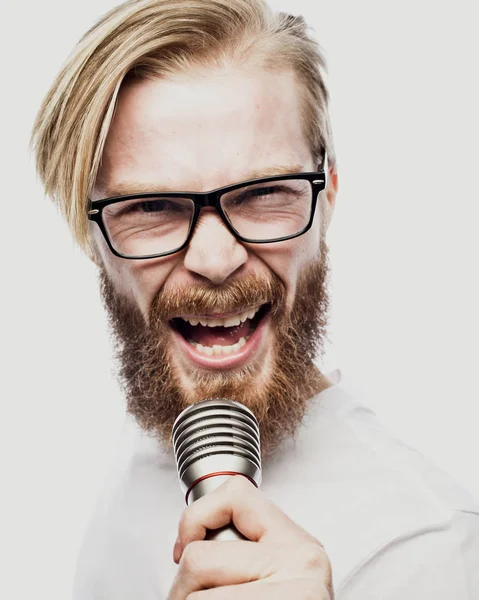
170,476,334,599
91,64,338,598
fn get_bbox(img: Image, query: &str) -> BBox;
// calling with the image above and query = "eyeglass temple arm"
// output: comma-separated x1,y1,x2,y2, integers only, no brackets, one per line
319,151,328,171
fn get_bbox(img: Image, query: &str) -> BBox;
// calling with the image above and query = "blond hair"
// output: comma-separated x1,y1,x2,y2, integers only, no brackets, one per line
31,0,335,254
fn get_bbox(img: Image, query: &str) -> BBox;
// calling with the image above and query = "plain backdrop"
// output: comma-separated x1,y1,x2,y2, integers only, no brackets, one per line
1,0,478,598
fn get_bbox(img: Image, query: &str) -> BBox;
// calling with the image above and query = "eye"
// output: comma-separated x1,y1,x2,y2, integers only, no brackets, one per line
139,199,167,213
116,198,189,217
246,186,277,197
134,199,185,213
231,186,289,205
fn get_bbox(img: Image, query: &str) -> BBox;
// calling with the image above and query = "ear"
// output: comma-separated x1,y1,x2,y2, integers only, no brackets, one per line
322,165,338,233
86,228,103,268
327,165,338,208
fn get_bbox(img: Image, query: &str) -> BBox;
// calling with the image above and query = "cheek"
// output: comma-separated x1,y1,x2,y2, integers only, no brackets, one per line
253,225,321,309
91,227,172,318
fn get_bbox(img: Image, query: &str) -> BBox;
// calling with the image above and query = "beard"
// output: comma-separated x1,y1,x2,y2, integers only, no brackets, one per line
99,241,330,459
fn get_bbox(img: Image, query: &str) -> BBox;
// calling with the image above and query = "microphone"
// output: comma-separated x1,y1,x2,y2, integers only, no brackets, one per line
172,398,262,541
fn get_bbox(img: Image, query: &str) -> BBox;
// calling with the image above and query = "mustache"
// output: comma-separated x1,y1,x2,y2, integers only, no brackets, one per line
149,272,286,323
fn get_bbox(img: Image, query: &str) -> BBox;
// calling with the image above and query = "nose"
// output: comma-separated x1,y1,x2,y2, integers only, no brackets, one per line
183,210,248,285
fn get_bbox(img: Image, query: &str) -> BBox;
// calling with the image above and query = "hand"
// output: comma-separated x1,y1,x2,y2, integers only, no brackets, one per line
168,475,334,599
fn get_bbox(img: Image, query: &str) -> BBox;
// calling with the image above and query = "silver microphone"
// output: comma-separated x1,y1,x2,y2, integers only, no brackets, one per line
172,398,262,541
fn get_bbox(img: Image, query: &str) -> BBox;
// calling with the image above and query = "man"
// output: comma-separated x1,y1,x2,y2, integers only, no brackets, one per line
32,0,479,598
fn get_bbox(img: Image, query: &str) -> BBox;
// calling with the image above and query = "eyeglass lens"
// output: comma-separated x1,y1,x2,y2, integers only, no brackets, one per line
102,178,313,257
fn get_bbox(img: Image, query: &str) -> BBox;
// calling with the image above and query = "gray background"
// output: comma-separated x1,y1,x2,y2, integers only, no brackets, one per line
1,0,478,597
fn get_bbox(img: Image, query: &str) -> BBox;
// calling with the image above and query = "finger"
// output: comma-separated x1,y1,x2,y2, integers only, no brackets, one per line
185,579,332,600
168,540,330,600
176,476,302,555
168,540,268,599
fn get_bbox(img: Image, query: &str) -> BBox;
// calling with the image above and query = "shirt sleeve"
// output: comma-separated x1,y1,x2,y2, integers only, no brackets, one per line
336,509,479,600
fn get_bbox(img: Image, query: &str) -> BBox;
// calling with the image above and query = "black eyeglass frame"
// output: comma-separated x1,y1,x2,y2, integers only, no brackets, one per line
88,170,327,260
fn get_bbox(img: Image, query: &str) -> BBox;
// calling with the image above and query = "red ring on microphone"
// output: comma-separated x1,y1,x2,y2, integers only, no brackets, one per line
184,471,258,505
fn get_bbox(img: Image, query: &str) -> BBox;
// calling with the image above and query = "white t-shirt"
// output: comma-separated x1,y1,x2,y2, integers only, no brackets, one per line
73,371,479,599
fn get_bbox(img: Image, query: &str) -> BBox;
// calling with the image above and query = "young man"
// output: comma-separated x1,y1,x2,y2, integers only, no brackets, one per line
32,0,479,598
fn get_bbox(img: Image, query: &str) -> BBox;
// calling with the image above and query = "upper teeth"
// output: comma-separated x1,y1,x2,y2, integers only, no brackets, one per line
182,307,260,328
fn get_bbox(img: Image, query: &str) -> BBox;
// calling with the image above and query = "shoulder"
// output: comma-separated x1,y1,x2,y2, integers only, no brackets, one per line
322,375,479,597
73,416,181,599
336,507,479,599
264,371,479,594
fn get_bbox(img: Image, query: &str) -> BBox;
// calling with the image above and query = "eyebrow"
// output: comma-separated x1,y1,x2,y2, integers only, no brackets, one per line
101,164,307,198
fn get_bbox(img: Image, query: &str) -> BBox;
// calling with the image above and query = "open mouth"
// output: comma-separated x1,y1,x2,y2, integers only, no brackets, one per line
170,304,270,357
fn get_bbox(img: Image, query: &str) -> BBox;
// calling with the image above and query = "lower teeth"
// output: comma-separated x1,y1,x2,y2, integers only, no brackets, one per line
188,336,248,356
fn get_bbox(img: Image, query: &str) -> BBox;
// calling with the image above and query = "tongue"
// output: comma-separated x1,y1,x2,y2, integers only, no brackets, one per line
187,321,251,347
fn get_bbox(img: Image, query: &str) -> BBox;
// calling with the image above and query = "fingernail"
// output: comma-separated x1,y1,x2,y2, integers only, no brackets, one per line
173,537,182,563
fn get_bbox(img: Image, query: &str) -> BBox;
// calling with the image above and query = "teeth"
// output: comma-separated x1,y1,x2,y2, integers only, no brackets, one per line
183,307,260,328
223,315,242,327
190,337,247,356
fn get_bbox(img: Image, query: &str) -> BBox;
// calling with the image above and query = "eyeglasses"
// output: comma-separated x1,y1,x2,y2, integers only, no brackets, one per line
88,169,327,260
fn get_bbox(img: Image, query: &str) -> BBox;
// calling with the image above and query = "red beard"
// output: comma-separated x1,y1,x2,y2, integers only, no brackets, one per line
99,241,330,459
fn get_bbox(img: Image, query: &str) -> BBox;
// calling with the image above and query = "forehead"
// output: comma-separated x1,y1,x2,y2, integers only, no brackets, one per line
95,66,313,198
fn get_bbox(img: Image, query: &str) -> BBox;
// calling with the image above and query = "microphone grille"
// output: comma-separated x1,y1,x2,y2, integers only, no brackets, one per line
172,399,261,487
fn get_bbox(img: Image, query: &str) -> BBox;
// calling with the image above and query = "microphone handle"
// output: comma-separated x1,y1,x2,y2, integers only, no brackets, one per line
205,524,247,541
188,474,250,541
